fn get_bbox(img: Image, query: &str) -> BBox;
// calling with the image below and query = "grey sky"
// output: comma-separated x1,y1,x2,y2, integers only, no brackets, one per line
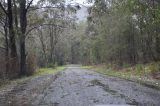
33,0,94,21
66,0,93,21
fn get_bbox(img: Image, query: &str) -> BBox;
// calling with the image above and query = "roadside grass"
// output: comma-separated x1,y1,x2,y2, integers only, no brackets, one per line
82,62,160,89
0,66,65,88
35,66,65,75
81,66,93,69
0,80,10,88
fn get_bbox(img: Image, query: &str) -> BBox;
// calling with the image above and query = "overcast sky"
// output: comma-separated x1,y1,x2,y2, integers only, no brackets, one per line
66,0,87,4
66,0,93,6
33,0,94,21
33,0,94,6
66,0,94,21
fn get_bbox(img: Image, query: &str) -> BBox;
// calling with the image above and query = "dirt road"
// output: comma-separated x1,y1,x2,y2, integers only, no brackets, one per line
0,65,160,106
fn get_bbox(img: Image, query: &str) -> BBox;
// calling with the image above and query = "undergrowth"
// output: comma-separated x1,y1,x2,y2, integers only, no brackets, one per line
82,62,160,88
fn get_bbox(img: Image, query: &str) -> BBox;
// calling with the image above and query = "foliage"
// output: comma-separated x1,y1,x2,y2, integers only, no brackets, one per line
0,0,160,80
26,52,37,76
83,62,160,88
80,0,160,66
0,0,78,79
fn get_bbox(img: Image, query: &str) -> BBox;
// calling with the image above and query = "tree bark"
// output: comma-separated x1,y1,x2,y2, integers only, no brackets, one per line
7,0,19,78
49,25,54,63
19,0,27,75
7,0,18,58
4,17,9,77
155,34,160,61
37,29,48,67
13,0,18,29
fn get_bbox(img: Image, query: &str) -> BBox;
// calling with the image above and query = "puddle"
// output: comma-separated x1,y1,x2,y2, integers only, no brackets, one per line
90,79,117,95
90,79,140,105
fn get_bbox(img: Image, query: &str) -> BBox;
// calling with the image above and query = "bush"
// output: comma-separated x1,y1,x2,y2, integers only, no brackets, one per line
0,56,19,79
47,63,57,68
150,62,160,73
26,53,37,76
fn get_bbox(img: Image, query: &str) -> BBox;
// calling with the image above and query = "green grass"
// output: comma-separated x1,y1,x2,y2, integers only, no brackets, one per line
0,80,10,87
81,66,93,69
0,66,65,88
35,66,65,75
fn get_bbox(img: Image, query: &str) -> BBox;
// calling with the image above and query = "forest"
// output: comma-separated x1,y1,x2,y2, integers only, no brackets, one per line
0,0,160,105
84,0,160,66
0,0,81,79
0,0,160,79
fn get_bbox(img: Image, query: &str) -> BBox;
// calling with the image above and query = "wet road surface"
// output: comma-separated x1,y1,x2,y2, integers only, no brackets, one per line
0,65,160,106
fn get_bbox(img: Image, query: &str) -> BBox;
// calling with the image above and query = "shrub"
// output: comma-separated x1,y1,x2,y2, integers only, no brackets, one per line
150,62,160,73
26,53,37,76
0,56,19,79
47,63,57,68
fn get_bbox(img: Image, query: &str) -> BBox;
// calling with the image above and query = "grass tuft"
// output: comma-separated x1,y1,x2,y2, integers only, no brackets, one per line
0,66,65,88
82,62,160,89
35,66,65,75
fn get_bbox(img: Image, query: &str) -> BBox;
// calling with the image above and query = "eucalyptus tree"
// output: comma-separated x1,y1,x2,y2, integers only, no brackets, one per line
0,0,19,78
85,0,160,66
25,0,79,67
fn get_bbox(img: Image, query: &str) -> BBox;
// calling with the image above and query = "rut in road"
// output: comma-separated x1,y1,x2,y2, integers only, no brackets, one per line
0,65,160,106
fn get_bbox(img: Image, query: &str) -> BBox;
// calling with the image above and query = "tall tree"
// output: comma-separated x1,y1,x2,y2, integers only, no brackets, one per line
19,0,34,75
0,0,18,78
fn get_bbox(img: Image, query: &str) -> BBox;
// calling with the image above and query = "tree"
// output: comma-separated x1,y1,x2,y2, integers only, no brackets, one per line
19,0,34,75
0,0,18,78
83,0,160,66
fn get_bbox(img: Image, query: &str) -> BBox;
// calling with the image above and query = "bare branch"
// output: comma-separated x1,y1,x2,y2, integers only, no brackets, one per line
26,0,34,12
0,30,4,35
28,6,61,12
25,24,67,37
0,2,8,15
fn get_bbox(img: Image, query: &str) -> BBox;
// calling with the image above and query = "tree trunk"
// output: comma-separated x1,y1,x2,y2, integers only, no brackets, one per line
49,25,54,63
156,34,160,61
152,0,160,61
4,17,9,77
7,0,18,78
19,0,27,75
7,0,18,58
38,29,48,67
13,0,18,29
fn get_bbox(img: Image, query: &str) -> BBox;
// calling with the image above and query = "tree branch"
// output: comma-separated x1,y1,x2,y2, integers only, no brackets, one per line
0,2,8,15
0,30,4,35
26,0,34,12
25,24,67,37
28,6,61,12
0,46,6,50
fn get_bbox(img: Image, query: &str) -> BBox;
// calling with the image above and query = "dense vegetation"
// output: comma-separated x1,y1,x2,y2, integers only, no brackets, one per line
0,0,79,79
80,0,160,67
0,0,160,80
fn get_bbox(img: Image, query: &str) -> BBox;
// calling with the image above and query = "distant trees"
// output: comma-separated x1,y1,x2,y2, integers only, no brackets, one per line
31,0,78,67
0,0,19,78
0,0,79,78
1,0,159,79
81,0,160,66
